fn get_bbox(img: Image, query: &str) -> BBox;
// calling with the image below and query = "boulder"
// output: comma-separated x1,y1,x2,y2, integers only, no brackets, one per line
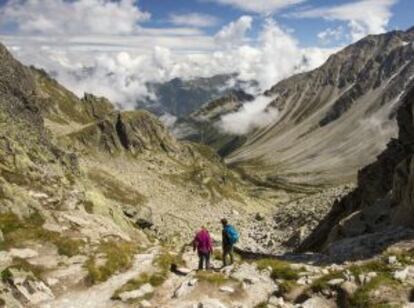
255,213,265,221
340,281,358,296
140,300,152,307
388,256,398,265
135,218,153,230
4,268,54,304
393,267,413,282
327,278,345,286
300,296,334,308
196,297,227,308
219,286,235,294
268,296,285,307
8,248,38,259
123,206,154,230
174,279,197,298
173,266,192,276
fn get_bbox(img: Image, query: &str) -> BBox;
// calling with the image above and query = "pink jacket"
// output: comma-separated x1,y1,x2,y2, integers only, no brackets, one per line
193,229,213,254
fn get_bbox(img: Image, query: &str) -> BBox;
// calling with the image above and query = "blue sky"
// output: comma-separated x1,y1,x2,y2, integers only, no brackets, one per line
0,0,412,106
135,0,414,47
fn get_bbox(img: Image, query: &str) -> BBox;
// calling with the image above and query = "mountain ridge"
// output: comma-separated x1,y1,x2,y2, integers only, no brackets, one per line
219,27,414,188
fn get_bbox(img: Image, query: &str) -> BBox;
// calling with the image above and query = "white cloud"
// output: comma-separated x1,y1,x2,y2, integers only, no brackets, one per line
218,95,278,134
0,2,336,110
209,0,306,14
292,0,397,41
0,0,150,35
318,26,344,44
214,15,253,46
169,12,219,28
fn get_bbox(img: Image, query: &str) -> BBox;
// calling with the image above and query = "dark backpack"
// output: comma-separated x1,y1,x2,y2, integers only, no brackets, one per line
225,225,239,245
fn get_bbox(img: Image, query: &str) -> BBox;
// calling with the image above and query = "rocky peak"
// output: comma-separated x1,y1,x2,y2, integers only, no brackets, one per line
81,93,115,120
0,43,40,121
68,110,180,155
115,111,180,153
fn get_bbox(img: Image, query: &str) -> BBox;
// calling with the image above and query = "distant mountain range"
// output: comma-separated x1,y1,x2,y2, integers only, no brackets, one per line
136,74,257,117
189,27,414,189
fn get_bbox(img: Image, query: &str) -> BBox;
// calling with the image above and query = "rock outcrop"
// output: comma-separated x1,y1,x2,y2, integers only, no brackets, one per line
299,84,414,258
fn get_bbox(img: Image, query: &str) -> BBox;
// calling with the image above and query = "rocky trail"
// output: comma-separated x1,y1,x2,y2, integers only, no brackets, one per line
38,250,157,308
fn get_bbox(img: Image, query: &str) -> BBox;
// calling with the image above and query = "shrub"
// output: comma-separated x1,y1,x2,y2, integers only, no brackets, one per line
86,241,137,284
256,258,301,281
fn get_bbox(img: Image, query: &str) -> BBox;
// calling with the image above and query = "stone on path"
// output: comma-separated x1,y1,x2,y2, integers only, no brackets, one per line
327,278,345,286
9,248,38,259
174,278,198,298
219,286,234,294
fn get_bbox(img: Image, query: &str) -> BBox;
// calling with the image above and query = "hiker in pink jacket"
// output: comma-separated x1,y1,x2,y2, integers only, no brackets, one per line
193,226,213,270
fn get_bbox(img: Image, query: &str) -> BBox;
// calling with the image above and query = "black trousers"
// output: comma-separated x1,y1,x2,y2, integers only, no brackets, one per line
198,251,210,270
223,244,234,266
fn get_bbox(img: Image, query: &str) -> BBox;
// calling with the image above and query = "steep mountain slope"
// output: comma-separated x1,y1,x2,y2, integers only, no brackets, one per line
299,84,414,259
136,74,256,117
224,28,414,187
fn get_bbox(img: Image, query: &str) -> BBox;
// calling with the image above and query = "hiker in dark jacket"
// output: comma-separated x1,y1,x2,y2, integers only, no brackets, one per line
221,218,238,266
193,226,213,270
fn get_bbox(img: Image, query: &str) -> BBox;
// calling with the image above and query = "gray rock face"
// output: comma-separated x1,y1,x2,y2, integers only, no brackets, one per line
2,268,54,305
300,84,414,255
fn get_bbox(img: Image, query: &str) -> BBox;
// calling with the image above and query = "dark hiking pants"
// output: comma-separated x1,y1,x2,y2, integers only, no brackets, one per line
222,244,234,266
198,251,210,270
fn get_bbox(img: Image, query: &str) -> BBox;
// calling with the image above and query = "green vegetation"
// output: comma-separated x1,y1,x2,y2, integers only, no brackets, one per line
87,168,147,206
254,258,303,297
310,270,344,292
112,249,183,301
279,279,299,294
308,257,404,307
1,257,45,281
0,211,84,257
111,272,161,300
349,274,398,308
55,237,84,257
85,240,138,284
152,250,184,272
384,249,414,266
34,69,93,125
256,258,301,281
348,260,391,282
195,271,229,285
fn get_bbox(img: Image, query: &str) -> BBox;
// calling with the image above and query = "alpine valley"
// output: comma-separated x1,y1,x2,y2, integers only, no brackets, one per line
1,25,414,308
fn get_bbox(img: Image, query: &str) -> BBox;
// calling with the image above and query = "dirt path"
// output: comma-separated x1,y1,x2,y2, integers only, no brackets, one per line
38,250,156,308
